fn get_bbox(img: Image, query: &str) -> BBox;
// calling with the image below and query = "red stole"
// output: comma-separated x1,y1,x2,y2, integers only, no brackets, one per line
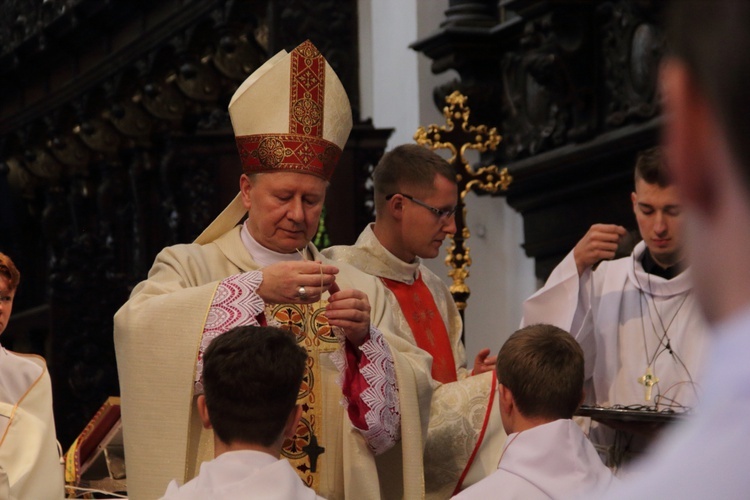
381,275,458,383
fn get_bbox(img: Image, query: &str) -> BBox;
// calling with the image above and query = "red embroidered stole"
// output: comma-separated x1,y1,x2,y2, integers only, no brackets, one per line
381,275,458,383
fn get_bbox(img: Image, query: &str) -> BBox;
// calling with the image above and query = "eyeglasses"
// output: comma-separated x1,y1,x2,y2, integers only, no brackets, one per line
385,193,458,221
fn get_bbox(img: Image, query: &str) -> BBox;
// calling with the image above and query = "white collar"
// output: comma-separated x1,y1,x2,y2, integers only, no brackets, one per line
355,224,421,283
240,221,306,267
626,241,693,297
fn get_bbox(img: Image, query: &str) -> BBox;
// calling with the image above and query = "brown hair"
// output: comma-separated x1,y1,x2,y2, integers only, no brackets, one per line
634,147,671,188
0,252,20,291
202,325,307,447
372,144,456,214
495,324,584,420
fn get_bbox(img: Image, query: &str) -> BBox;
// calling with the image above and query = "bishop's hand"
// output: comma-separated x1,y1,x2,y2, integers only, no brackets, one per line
573,224,628,276
258,261,339,304
325,289,371,347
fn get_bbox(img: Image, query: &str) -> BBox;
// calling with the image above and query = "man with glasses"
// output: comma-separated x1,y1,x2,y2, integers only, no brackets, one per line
325,144,505,497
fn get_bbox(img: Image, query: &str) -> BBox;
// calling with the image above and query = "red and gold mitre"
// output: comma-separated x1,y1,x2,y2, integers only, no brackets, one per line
228,40,352,181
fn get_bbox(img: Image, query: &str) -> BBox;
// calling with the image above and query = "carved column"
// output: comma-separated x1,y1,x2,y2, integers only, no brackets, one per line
441,0,498,28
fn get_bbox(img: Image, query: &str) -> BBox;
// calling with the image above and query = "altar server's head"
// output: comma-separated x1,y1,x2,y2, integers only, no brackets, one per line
0,252,19,336
372,144,458,262
495,324,584,434
630,147,684,269
198,325,307,455
228,40,352,253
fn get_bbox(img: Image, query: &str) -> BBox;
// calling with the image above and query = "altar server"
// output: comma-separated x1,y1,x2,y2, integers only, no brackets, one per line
162,325,324,499
0,252,64,499
454,324,616,499
521,147,710,465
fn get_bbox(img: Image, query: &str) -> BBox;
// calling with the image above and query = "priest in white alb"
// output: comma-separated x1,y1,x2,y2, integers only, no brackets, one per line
114,41,433,500
521,147,710,468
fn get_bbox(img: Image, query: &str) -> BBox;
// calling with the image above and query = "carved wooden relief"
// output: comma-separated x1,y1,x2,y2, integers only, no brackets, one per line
500,7,598,160
599,1,663,128
413,0,664,278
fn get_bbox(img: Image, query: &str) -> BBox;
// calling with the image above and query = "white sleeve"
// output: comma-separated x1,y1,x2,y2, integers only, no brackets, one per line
522,249,589,331
521,250,597,378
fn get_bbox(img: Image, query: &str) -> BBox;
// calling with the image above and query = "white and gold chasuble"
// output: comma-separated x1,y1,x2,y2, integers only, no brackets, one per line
115,226,429,500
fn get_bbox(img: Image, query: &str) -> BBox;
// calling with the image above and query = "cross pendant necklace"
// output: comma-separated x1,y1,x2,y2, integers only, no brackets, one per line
638,366,660,401
636,269,690,403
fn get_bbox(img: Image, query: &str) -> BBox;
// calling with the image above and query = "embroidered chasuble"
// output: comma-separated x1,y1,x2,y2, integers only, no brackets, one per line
264,300,338,490
116,38,433,500
324,225,506,498
381,276,457,383
115,226,430,500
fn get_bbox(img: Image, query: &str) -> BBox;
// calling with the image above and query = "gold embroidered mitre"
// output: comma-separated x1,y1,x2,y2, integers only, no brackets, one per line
228,40,352,180
194,40,353,245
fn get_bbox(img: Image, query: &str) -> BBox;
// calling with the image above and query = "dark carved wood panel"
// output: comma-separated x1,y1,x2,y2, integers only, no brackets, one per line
413,0,665,279
268,0,361,121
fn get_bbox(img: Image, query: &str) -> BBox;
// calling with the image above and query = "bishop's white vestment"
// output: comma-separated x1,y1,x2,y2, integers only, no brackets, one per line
161,449,325,500
522,241,710,463
114,224,433,500
452,419,616,499
325,225,505,498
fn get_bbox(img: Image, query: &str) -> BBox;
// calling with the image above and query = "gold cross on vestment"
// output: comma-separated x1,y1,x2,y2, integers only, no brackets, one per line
414,91,512,314
638,367,659,401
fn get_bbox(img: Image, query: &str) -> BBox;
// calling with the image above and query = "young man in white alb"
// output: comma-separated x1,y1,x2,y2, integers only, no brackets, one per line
454,324,616,499
521,147,710,466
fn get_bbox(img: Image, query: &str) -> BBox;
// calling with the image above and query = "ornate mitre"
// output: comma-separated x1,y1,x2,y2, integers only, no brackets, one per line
195,40,352,244
229,39,352,180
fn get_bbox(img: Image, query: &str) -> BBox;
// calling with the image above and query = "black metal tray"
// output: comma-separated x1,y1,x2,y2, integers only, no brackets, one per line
575,404,690,423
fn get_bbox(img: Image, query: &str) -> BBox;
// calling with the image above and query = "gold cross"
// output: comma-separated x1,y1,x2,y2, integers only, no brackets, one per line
414,91,512,312
638,367,659,401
